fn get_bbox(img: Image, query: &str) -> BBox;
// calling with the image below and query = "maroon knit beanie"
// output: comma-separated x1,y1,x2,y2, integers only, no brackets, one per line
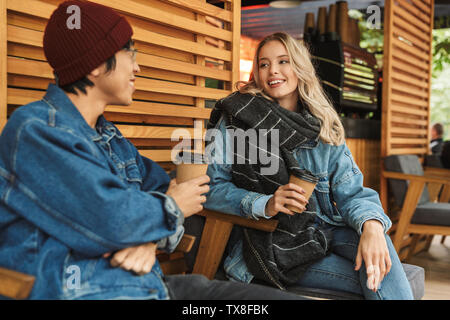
43,0,133,86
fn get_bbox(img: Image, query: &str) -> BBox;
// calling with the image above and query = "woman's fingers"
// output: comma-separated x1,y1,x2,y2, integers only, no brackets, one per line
354,244,362,271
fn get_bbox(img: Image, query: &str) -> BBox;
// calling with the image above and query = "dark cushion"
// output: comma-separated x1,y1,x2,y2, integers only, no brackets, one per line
424,155,443,168
403,263,425,300
384,155,430,207
412,202,450,227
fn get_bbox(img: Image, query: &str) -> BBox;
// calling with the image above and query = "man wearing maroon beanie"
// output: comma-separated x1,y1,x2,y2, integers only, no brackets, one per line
0,1,304,301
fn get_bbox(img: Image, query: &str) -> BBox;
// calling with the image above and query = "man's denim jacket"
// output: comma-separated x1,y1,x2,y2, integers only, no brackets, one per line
204,115,392,283
0,84,184,299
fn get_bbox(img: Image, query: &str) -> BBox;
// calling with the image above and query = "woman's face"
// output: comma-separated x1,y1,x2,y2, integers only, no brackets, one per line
257,40,299,110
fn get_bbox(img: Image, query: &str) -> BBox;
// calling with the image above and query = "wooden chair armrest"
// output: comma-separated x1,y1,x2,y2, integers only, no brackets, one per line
192,209,278,279
197,208,279,232
382,171,450,185
0,267,35,300
156,234,196,255
423,166,450,178
174,234,196,253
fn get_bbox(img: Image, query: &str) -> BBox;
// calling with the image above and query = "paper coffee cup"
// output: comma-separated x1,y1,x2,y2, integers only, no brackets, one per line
175,151,208,183
285,169,318,213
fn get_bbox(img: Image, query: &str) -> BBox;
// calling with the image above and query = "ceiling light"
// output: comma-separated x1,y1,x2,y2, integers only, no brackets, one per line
269,0,302,8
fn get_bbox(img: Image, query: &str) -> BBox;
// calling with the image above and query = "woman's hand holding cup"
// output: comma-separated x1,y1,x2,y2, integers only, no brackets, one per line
265,183,309,217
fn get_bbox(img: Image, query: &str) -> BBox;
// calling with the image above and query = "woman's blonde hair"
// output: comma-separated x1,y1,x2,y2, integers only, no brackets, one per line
237,32,345,146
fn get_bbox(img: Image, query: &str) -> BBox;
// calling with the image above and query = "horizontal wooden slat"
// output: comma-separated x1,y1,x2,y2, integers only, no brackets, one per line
391,81,428,99
7,24,42,47
133,90,194,105
392,38,429,62
390,126,427,135
133,25,231,61
393,14,429,43
390,103,428,117
8,56,54,78
92,0,232,42
136,77,230,100
139,149,174,162
411,0,430,14
105,113,194,126
392,54,428,78
390,137,428,145
389,147,428,155
7,88,44,105
391,115,427,126
6,0,55,19
116,125,196,139
398,0,431,24
390,93,428,108
165,0,232,22
8,42,46,61
128,138,180,147
393,3,430,33
138,52,231,81
6,10,47,32
408,224,450,236
106,101,211,119
392,26,429,52
391,68,429,88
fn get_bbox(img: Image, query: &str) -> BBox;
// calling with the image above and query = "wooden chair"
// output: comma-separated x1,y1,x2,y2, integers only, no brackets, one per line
186,208,425,300
383,155,450,260
0,234,196,300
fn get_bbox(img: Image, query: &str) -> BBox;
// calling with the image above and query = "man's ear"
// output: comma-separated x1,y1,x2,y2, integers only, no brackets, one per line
87,64,104,83
89,66,101,77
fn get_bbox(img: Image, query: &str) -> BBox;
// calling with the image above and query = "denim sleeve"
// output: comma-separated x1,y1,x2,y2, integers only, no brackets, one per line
204,116,272,220
328,142,392,235
7,120,184,257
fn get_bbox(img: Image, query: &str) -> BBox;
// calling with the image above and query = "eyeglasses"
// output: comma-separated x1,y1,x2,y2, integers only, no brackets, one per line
123,47,138,63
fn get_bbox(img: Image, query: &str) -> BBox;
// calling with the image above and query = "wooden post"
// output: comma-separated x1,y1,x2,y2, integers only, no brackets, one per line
192,217,234,279
226,0,240,90
392,180,424,253
380,0,394,213
0,0,7,132
426,0,435,155
194,2,206,154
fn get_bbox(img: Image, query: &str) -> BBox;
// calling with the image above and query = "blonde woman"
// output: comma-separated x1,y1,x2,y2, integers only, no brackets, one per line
204,32,413,299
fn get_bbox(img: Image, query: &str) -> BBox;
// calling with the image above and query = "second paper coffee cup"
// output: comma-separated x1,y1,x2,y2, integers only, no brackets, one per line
285,169,319,213
175,151,208,183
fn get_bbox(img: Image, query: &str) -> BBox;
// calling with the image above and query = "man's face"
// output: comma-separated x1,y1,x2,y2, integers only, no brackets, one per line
95,46,140,106
431,127,438,140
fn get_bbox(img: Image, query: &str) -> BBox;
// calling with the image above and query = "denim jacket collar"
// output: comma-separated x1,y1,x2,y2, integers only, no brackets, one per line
42,84,103,142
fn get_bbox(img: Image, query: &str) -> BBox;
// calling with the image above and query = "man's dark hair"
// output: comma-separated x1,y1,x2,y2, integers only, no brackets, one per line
432,123,444,137
58,39,134,95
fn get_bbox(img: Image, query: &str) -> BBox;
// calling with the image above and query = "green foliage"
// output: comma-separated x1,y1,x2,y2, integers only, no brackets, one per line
431,29,450,140
432,28,450,77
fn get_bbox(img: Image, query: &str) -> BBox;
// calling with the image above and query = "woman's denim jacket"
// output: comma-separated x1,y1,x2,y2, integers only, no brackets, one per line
0,84,184,299
204,115,392,283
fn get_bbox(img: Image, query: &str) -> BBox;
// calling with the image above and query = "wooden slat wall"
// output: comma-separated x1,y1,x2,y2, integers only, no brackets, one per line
380,0,434,209
1,0,241,172
381,0,434,158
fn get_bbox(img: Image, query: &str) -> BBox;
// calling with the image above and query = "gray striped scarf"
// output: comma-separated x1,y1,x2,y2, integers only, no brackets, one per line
208,92,332,289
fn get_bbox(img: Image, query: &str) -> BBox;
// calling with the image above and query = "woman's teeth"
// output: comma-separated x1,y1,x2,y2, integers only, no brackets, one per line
269,80,284,85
